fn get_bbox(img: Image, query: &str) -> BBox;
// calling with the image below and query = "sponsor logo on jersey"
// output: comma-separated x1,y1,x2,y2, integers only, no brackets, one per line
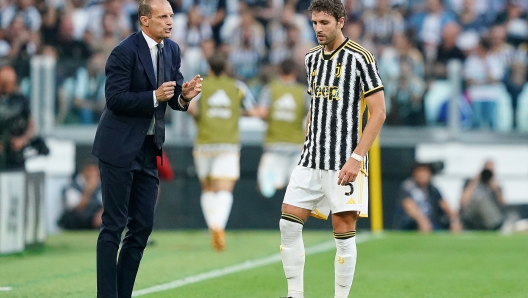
312,83,340,101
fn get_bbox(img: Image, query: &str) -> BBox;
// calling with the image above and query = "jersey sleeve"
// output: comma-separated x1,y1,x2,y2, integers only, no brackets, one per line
356,51,384,98
235,80,256,110
257,85,272,108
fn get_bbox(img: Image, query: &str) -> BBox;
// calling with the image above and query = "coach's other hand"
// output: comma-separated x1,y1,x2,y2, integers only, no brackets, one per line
337,158,361,185
181,74,203,101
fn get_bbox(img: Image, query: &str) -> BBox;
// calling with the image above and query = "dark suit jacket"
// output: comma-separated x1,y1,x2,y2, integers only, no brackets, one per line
92,31,186,167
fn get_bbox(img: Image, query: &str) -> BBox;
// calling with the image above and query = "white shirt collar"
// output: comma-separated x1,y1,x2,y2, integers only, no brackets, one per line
141,31,164,50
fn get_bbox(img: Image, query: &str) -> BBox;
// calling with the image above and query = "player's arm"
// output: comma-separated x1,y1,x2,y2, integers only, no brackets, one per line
401,197,432,233
304,110,310,136
236,80,260,117
187,93,201,119
352,91,386,157
439,199,462,232
337,91,385,185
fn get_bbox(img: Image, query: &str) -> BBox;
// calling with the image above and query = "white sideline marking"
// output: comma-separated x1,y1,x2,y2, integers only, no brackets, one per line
132,233,377,297
0,287,12,292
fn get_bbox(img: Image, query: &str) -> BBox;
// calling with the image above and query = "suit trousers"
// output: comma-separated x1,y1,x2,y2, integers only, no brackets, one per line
97,135,159,298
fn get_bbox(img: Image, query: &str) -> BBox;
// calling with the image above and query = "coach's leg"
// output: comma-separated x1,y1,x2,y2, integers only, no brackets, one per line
332,211,359,298
280,204,311,298
97,161,132,298
117,141,158,298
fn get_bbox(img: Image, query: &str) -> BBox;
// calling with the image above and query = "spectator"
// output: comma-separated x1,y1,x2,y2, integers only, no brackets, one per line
0,65,35,170
57,162,103,230
494,0,528,47
434,22,465,79
90,11,124,59
70,51,106,125
171,5,212,52
459,160,505,230
268,23,315,67
457,0,488,35
195,0,227,44
266,3,312,53
408,0,457,65
463,38,504,129
388,56,426,126
509,42,528,128
228,9,265,81
394,162,461,233
362,0,404,49
85,0,132,45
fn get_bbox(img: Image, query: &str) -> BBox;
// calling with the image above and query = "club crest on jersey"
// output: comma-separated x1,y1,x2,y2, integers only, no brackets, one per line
335,63,342,78
312,82,340,101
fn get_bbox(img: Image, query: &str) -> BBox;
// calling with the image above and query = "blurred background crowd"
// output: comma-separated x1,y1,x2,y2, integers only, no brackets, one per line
0,0,527,130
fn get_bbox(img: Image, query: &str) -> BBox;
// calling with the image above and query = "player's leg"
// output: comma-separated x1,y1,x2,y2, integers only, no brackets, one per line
332,211,359,298
280,204,311,298
257,151,276,197
194,154,216,230
208,152,239,251
281,166,324,298
324,169,367,298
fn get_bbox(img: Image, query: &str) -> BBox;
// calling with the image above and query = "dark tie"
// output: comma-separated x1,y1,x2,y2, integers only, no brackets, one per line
154,43,165,149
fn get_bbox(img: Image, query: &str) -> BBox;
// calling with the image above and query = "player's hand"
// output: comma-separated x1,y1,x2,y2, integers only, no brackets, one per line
181,74,203,101
337,158,361,185
10,136,27,151
418,218,433,233
156,81,176,102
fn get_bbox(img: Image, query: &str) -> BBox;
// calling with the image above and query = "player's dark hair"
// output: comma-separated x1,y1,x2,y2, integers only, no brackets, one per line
279,59,297,76
138,0,154,26
208,52,227,76
308,0,347,24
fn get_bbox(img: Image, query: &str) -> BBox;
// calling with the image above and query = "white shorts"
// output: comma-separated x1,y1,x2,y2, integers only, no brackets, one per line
283,166,369,220
258,151,300,191
193,151,240,180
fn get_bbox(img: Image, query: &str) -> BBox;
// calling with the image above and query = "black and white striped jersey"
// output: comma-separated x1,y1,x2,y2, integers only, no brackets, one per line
299,38,384,171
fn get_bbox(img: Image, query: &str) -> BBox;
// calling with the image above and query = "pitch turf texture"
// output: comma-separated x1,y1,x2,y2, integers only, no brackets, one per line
1,231,527,297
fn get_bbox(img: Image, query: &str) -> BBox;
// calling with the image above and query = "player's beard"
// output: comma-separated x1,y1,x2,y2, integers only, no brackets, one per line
317,29,339,46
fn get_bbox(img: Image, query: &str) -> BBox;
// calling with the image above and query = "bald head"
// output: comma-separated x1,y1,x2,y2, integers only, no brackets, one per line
0,66,18,94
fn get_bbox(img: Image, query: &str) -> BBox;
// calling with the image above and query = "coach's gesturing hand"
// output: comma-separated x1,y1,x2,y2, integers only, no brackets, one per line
337,158,361,185
156,81,176,101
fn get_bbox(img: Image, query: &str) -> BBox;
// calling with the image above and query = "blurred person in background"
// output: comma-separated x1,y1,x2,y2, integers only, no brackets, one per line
433,21,465,79
195,0,226,44
70,51,107,124
494,0,527,47
463,38,504,129
53,15,92,124
256,58,309,198
408,0,457,78
3,14,37,80
188,52,258,251
0,65,35,170
362,0,404,53
459,159,528,233
268,23,315,67
456,0,488,36
90,11,124,58
387,56,426,126
85,0,132,45
170,4,212,53
227,7,265,81
58,162,103,230
510,42,527,128
459,160,505,230
395,162,461,233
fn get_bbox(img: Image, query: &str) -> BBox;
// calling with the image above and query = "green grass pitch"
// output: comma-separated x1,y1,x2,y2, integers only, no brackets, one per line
1,231,527,297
